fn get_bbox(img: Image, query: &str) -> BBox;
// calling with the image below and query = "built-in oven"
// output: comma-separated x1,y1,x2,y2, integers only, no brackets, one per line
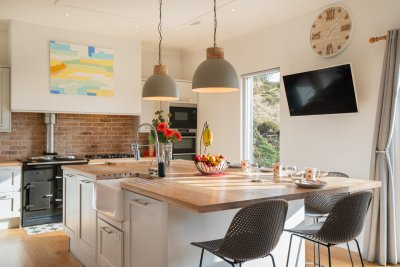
169,104,197,130
172,129,197,161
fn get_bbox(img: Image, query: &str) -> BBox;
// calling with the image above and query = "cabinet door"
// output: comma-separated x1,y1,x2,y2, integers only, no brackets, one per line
98,218,123,267
125,192,166,267
0,166,21,193
176,81,196,103
140,80,158,132
78,176,97,260
63,173,79,238
0,67,11,132
0,192,20,219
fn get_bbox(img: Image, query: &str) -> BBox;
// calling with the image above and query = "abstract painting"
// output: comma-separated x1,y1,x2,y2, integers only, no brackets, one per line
49,41,114,97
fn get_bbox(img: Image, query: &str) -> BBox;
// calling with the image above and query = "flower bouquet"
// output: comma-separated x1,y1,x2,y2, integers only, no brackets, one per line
149,110,182,166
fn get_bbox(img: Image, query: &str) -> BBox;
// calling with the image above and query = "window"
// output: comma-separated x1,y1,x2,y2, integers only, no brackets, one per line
242,68,280,167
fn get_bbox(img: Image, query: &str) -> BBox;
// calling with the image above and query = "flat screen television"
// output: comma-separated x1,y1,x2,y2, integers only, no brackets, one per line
283,64,358,116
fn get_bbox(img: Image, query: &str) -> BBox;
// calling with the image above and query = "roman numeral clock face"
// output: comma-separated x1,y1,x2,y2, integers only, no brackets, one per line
310,6,353,57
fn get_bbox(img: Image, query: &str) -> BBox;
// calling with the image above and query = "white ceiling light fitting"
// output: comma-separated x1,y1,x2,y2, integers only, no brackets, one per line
142,0,178,101
192,0,239,93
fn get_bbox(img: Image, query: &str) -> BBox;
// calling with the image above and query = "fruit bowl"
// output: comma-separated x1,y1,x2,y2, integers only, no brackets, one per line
194,154,228,175
195,161,228,175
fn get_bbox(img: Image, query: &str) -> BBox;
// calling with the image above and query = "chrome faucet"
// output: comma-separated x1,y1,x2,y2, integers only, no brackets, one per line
131,123,160,164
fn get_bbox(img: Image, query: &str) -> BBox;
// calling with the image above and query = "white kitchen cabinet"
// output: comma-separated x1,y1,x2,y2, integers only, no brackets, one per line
176,80,197,103
63,171,97,267
63,173,78,238
123,191,167,267
0,191,20,219
98,218,123,267
0,67,11,132
0,165,21,221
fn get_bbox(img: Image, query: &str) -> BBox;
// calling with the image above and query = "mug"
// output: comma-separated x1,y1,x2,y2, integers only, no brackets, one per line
304,167,320,181
241,160,249,172
272,162,282,177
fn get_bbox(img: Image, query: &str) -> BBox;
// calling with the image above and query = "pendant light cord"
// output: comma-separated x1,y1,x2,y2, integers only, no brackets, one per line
158,0,163,65
213,0,217,47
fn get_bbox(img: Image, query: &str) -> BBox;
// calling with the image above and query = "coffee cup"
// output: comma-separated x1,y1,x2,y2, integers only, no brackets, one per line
304,167,320,181
272,162,282,177
241,160,249,172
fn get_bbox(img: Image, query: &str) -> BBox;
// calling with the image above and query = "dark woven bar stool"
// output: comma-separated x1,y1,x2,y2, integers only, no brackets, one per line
286,191,372,267
191,199,288,267
305,171,350,265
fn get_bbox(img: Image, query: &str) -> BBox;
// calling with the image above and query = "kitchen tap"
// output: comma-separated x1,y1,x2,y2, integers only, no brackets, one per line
131,123,165,177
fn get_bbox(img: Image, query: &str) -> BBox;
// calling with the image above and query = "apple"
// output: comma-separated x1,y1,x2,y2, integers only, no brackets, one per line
194,155,202,162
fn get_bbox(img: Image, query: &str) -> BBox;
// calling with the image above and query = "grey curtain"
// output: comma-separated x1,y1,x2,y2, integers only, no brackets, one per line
364,29,400,265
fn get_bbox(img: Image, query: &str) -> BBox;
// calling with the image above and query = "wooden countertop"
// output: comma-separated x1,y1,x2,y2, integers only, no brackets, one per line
63,160,381,213
0,160,23,167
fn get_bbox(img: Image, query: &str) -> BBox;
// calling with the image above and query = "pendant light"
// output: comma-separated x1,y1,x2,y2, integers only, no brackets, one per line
142,0,178,101
192,0,239,93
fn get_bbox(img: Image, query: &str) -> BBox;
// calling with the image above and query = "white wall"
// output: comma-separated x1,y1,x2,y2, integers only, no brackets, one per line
182,0,400,181
142,44,183,80
10,21,141,115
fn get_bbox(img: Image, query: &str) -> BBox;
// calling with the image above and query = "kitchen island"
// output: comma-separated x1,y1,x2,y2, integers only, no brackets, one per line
62,160,381,267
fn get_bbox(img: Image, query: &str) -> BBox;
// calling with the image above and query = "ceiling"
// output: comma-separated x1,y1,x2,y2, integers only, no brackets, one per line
0,0,338,52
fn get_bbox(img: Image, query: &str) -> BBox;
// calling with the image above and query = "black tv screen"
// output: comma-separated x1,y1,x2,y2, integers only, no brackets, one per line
283,64,358,116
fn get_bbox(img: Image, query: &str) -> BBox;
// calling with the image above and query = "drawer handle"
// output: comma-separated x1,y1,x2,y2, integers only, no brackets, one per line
65,174,74,177
55,176,63,179
81,180,93,184
0,195,12,200
44,194,53,198
101,227,113,235
130,199,149,206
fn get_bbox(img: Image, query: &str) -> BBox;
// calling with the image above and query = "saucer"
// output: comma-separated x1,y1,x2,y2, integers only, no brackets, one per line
294,180,327,189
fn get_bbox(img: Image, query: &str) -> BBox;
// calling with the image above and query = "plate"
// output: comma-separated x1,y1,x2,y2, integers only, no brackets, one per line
294,180,327,189
259,167,273,172
228,163,241,168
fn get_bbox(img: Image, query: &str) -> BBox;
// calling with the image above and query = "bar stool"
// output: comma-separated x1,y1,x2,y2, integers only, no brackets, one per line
286,191,372,267
191,199,288,267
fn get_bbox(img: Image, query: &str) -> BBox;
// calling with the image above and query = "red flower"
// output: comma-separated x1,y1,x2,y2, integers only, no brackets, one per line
157,122,167,132
174,131,182,141
164,128,174,138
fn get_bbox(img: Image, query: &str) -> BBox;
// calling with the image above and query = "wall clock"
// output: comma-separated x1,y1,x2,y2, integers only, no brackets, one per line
310,6,353,57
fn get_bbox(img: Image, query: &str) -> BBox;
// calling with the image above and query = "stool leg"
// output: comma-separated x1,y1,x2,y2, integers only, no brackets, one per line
327,246,331,267
346,243,354,267
199,249,204,267
318,244,321,267
286,234,294,267
269,254,276,267
354,239,365,267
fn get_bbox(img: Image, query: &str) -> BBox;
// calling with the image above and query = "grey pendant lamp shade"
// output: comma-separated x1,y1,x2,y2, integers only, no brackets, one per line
142,0,179,101
192,0,239,93
142,65,178,100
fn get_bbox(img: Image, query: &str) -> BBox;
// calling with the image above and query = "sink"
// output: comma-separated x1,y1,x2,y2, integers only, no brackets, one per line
93,178,133,222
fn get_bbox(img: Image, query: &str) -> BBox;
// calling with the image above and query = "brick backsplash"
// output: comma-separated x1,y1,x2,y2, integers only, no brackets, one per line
0,112,148,161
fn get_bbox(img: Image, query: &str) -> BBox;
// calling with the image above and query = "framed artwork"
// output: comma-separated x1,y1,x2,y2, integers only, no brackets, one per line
49,41,114,97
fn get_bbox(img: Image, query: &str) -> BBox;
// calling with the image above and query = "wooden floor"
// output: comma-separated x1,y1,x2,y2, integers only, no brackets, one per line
0,228,399,267
0,228,82,267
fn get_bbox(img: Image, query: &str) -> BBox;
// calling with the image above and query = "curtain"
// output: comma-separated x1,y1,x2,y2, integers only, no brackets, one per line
363,29,400,265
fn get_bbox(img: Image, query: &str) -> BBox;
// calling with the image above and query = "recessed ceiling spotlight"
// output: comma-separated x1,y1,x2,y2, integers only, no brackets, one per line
190,20,200,26
65,13,70,16
134,25,139,29
231,8,236,12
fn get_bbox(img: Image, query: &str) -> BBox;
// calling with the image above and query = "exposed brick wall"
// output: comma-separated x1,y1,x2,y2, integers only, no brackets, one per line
0,112,147,161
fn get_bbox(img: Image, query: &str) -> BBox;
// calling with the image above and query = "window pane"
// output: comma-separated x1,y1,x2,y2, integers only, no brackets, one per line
243,69,280,167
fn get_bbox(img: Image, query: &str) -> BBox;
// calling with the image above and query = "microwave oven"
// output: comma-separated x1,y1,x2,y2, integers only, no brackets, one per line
169,104,197,129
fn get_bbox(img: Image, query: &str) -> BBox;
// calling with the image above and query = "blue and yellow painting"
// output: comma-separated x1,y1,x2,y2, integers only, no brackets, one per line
49,41,114,97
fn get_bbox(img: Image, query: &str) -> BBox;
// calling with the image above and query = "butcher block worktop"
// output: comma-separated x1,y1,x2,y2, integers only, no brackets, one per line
63,160,381,213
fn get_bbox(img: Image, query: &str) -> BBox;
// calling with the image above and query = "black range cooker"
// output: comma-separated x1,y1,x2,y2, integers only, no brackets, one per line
21,155,88,227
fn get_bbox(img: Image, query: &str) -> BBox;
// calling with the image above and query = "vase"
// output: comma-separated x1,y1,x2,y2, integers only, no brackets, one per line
161,142,173,167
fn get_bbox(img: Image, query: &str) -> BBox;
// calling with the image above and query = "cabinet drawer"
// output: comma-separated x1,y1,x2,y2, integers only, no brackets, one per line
0,167,21,192
0,192,21,219
98,218,123,267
